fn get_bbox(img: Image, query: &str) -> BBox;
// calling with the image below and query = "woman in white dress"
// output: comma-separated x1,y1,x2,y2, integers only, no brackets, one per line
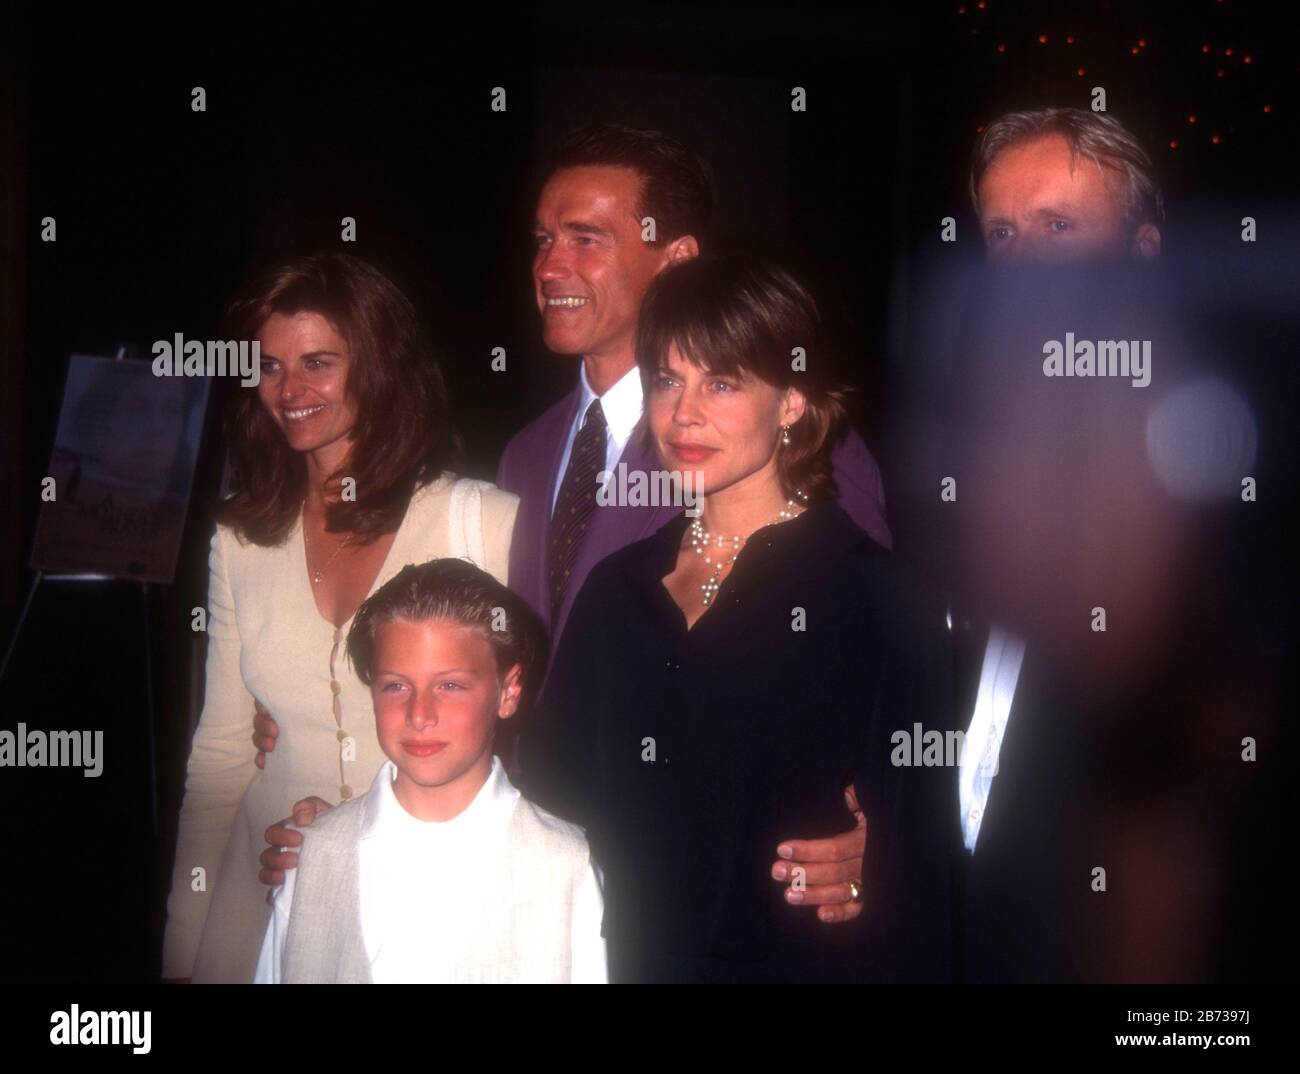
162,253,518,982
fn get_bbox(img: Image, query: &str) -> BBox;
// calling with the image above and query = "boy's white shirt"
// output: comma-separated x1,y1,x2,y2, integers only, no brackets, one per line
254,754,607,983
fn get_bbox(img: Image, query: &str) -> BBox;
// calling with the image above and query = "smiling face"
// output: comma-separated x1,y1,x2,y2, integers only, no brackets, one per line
532,165,676,363
978,133,1159,262
646,342,805,502
255,311,359,462
370,618,522,822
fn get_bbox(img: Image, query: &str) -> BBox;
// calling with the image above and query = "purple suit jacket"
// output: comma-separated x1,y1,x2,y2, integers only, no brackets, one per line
497,385,892,652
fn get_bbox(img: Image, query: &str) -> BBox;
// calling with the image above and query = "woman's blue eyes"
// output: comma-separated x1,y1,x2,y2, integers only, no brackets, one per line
655,376,735,392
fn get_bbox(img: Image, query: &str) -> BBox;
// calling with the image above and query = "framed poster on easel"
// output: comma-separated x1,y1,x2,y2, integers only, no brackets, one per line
30,355,210,583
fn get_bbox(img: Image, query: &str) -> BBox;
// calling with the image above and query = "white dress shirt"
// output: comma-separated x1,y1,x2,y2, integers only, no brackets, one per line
551,362,646,514
255,755,607,983
959,627,1026,853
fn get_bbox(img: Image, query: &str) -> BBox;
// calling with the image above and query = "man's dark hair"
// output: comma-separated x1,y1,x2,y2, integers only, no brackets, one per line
545,123,714,245
348,559,548,719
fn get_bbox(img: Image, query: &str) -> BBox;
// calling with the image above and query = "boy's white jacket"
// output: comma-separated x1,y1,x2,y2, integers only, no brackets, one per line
255,755,607,983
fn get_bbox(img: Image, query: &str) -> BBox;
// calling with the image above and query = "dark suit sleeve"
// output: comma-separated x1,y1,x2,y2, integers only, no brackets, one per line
854,568,958,981
516,566,611,830
830,428,893,550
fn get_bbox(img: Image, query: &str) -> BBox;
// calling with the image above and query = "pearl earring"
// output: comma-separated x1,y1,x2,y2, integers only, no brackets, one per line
781,424,791,446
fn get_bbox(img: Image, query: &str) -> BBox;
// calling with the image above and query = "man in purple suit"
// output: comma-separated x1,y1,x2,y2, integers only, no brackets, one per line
500,123,892,652
500,124,891,926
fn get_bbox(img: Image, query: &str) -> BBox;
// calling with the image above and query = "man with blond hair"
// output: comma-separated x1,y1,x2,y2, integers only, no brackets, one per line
953,106,1167,980
970,107,1163,262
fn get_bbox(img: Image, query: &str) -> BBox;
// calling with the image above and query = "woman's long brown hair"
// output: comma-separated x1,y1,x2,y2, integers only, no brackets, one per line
216,252,460,546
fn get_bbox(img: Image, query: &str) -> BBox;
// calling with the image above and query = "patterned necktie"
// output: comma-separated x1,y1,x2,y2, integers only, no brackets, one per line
548,398,607,623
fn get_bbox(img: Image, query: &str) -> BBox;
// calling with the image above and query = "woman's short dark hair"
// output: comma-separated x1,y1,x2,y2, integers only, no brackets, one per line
216,251,460,546
347,559,548,722
635,254,849,504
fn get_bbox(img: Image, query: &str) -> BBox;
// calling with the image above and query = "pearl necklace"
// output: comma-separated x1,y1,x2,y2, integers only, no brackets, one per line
688,499,802,606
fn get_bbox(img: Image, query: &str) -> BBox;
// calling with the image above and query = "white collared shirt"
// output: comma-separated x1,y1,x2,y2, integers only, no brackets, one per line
959,628,1026,853
551,362,645,514
254,755,607,983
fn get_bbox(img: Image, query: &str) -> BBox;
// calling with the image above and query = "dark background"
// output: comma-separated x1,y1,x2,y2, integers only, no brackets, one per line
0,2,1291,981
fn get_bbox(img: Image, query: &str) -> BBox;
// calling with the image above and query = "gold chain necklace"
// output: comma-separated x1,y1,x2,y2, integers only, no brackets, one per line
304,526,350,585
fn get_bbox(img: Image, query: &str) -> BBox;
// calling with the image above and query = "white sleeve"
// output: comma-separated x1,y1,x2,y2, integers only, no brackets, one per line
569,858,608,984
253,869,296,985
164,525,260,978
